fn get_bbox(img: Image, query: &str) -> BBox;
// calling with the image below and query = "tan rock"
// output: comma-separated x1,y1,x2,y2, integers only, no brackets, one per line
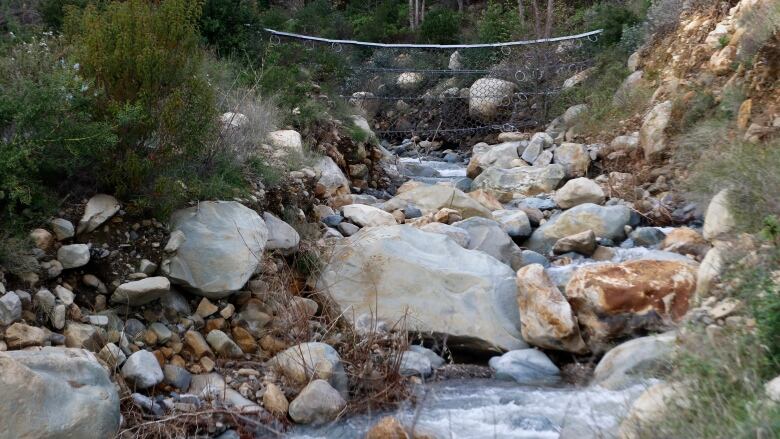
263,382,289,416
366,416,410,439
232,326,258,353
640,100,672,160
196,298,219,318
382,185,492,219
702,190,737,241
468,189,504,211
515,265,587,353
661,227,710,258
4,323,48,348
566,260,697,347
184,330,213,358
619,382,686,439
30,229,54,251
737,99,752,129
433,208,462,224
552,230,597,256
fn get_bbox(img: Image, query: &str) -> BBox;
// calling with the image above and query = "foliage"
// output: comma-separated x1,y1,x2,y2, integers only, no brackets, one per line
476,0,522,43
200,0,262,56
0,233,39,276
582,3,640,46
647,249,780,439
346,0,410,42
420,8,461,44
0,34,115,221
38,0,88,30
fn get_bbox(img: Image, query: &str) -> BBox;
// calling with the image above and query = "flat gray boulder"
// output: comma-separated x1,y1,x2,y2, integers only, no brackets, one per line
0,347,120,438
263,212,300,252
317,225,526,353
489,349,560,385
471,164,565,202
162,201,267,298
525,203,632,254
453,217,524,269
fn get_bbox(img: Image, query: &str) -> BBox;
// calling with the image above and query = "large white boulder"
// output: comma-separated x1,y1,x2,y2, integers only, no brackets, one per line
525,203,633,254
162,201,267,299
640,100,672,160
469,78,516,121
702,189,737,241
0,347,120,438
267,130,303,155
554,177,605,209
314,156,350,199
471,164,565,202
263,212,300,252
317,225,527,352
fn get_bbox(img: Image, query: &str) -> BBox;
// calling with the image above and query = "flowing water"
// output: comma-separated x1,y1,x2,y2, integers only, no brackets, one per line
289,379,649,438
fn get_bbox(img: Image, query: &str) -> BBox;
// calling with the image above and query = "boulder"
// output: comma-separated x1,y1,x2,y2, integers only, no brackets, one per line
554,177,605,209
515,264,587,353
206,330,244,358
263,382,289,416
77,194,120,234
317,226,526,352
468,189,504,211
342,204,397,227
268,343,347,394
592,332,677,390
4,322,48,348
553,142,590,178
50,218,75,240
263,212,300,252
0,347,120,438
419,222,470,248
381,184,492,218
57,244,90,269
660,227,709,258
525,203,632,255
566,261,696,347
267,130,303,155
469,78,516,121
162,201,268,299
521,132,554,164
399,351,432,377
453,217,524,269
0,292,22,326
397,72,424,90
408,345,445,368
695,244,725,299
314,156,350,199
619,382,686,439
489,349,560,385
110,276,170,306
288,379,346,425
491,209,532,237
553,230,597,256
702,189,737,241
640,100,672,160
121,350,164,389
467,141,522,176
471,164,565,202
629,227,666,247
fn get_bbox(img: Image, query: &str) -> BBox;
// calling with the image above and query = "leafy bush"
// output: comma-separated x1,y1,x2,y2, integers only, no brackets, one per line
420,8,461,44
64,0,227,211
346,0,409,42
38,0,87,30
0,34,115,221
583,3,641,46
476,0,522,43
200,0,262,56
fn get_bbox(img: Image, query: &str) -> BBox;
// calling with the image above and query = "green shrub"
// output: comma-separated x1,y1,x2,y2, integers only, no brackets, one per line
346,0,409,42
200,0,262,56
420,8,461,44
38,0,88,30
476,0,522,43
0,34,115,221
583,3,640,47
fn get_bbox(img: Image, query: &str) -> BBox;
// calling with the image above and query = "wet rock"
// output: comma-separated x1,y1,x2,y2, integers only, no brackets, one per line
289,379,347,425
366,417,410,439
515,264,587,353
121,350,164,389
525,203,632,255
342,204,397,227
517,249,550,268
57,244,90,269
554,177,605,209
629,227,666,247
408,345,445,368
0,347,120,438
111,277,170,306
471,164,565,202
592,332,676,390
318,226,526,352
467,141,522,176
382,184,492,219
489,349,560,385
399,350,432,377
78,194,120,234
552,230,597,256
162,201,268,299
566,261,695,347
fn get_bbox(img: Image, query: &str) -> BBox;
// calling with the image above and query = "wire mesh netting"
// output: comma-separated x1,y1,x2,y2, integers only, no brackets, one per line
266,28,602,142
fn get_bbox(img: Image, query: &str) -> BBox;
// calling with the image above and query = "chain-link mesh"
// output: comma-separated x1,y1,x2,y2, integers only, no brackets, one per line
266,29,602,141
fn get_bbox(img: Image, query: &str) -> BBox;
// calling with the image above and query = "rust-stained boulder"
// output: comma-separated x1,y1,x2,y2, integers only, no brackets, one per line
565,260,696,348
516,264,587,353
660,227,710,259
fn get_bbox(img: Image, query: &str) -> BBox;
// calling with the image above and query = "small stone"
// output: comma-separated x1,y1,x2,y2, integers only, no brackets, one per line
78,194,120,234
111,277,170,306
219,304,235,319
0,292,22,325
57,244,91,269
553,230,597,256
232,327,258,353
51,218,75,240
52,304,66,330
163,364,192,390
30,228,54,250
54,285,75,306
86,315,109,327
199,356,215,373
629,227,667,247
64,322,104,351
184,330,213,358
122,350,164,389
288,380,346,425
98,343,127,368
149,322,172,344
709,298,742,320
206,330,244,358
489,349,560,385
138,259,157,275
34,288,56,312
263,383,289,416
4,322,47,348
164,230,186,253
196,298,219,318
337,222,360,236
399,350,432,377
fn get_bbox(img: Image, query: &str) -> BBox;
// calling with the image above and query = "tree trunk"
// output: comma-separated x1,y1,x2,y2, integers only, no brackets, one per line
544,0,554,38
517,0,525,25
458,0,464,13
530,0,542,38
421,0,426,23
409,0,415,28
